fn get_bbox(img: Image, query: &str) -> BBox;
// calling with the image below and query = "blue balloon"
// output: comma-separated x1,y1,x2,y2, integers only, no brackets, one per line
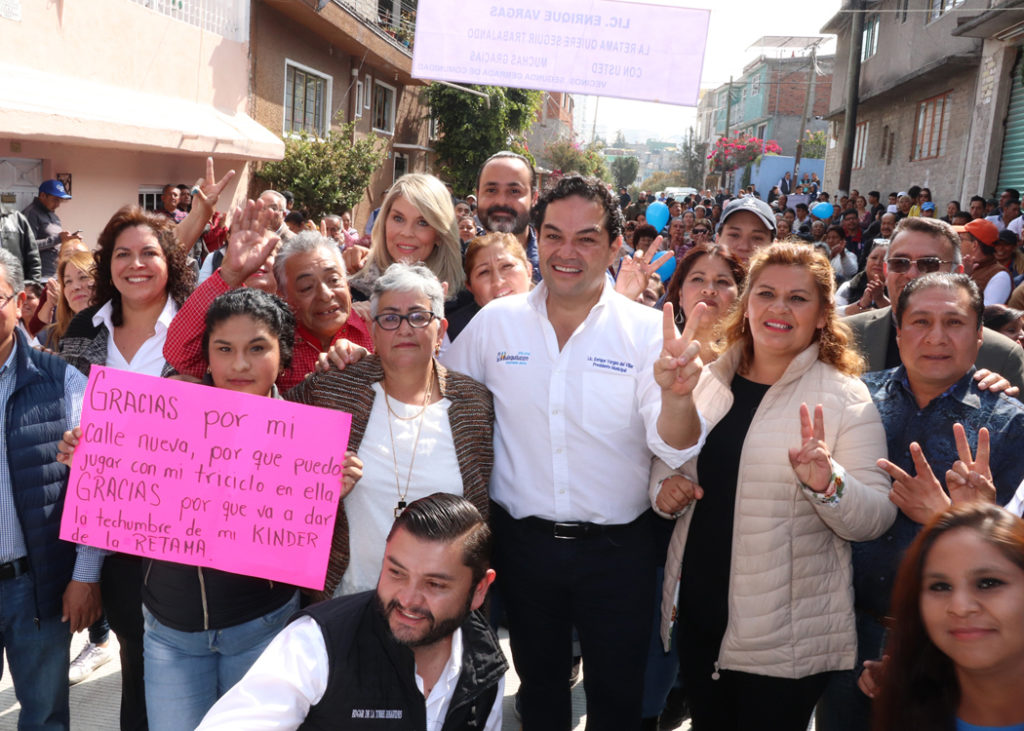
646,201,670,232
811,202,834,220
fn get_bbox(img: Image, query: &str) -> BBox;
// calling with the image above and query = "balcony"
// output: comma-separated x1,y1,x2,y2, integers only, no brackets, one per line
128,0,250,42
332,0,416,52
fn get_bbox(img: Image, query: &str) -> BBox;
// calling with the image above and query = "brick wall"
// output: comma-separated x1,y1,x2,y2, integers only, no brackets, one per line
767,68,832,118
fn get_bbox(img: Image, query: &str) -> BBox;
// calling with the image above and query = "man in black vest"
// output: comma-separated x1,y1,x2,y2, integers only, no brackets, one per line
198,493,507,730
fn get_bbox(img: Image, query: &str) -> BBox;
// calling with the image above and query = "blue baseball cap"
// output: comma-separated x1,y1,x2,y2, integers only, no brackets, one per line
922,201,935,212
39,180,71,199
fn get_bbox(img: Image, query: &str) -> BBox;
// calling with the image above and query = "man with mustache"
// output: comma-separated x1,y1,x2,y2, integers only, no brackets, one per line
475,151,542,282
197,493,506,730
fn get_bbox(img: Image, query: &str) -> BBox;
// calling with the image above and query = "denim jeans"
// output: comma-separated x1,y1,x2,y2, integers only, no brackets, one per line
142,592,299,731
0,572,71,730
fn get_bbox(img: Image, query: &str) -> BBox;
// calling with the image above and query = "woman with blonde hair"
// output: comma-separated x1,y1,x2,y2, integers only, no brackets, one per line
348,174,465,304
37,249,96,350
651,242,895,729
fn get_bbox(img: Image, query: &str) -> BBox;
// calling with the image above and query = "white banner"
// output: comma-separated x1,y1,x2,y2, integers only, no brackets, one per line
411,0,710,106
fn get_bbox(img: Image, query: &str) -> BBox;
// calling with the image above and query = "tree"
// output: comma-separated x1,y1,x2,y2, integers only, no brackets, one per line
543,138,610,182
800,130,827,160
610,156,640,189
259,121,386,220
639,170,688,192
422,83,543,194
677,135,709,188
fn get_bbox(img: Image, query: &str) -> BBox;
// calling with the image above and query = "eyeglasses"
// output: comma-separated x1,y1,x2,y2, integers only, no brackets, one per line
886,256,951,274
373,311,437,330
0,292,17,309
692,229,710,236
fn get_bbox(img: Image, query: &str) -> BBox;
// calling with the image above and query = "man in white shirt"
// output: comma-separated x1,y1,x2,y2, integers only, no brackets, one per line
197,493,506,731
445,175,706,730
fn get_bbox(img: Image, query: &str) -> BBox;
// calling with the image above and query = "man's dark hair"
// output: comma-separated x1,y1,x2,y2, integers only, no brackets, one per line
388,493,492,584
908,185,922,200
1004,188,1021,203
896,272,983,329
842,208,858,220
948,200,961,212
284,211,305,227
971,195,987,206
281,190,295,206
868,191,880,200
795,202,809,213
474,151,537,194
889,192,898,199
531,175,625,245
951,211,972,225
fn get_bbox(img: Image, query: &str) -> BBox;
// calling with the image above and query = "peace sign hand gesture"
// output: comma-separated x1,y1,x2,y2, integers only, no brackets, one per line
946,423,997,507
879,443,949,524
615,236,663,302
191,156,236,213
220,199,280,288
788,403,833,492
654,302,705,399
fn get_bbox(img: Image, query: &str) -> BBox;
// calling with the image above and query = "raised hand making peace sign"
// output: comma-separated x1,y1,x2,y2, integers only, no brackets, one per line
614,236,664,302
945,423,996,507
878,442,949,524
788,403,833,493
654,301,706,398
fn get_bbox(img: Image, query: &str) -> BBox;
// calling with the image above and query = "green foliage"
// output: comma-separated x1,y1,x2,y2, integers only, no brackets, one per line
639,170,688,192
422,83,543,195
678,137,709,188
544,138,610,181
610,156,640,189
800,130,827,160
740,163,752,189
259,121,386,220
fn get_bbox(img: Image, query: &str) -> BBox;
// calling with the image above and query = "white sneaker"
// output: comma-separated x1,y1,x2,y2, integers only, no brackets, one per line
68,642,114,685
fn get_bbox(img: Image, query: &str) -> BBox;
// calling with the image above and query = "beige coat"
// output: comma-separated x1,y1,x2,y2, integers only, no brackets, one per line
651,343,895,678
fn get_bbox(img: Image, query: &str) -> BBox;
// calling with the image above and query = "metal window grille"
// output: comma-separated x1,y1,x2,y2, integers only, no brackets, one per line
129,0,248,42
285,65,327,136
912,92,952,161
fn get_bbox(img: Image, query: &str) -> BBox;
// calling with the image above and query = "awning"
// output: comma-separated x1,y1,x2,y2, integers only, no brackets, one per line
0,63,284,161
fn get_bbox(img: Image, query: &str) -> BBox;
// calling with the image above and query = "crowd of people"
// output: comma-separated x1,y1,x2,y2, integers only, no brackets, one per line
1,152,1024,731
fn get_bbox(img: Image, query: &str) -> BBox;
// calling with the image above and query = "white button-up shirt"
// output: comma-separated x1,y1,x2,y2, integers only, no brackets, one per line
93,296,178,376
444,280,706,524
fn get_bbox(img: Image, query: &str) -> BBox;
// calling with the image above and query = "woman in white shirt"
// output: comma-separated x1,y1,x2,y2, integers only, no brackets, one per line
59,204,197,730
288,262,493,601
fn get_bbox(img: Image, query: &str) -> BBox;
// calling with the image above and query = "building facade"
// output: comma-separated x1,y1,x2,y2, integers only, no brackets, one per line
821,0,1024,205
250,0,432,228
0,0,281,246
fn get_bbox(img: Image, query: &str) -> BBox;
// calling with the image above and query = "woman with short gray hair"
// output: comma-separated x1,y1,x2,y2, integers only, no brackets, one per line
287,262,493,600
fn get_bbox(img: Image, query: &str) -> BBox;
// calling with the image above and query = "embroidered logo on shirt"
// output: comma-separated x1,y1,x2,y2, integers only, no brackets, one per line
351,709,403,719
586,356,635,374
496,351,530,365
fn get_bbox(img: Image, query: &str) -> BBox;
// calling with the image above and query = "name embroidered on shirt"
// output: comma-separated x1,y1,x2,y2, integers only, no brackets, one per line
496,351,530,365
587,356,635,374
351,709,403,719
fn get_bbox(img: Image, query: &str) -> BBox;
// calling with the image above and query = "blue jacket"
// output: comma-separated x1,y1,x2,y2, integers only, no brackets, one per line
8,329,76,620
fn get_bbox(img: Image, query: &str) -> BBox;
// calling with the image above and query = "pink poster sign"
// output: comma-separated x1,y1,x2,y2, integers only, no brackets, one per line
411,0,709,105
59,367,352,590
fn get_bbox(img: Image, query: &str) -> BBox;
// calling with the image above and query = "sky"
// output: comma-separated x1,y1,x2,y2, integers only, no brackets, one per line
574,0,842,144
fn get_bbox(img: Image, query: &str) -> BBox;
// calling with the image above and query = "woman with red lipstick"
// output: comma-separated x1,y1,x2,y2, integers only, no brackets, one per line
663,242,745,366
871,503,1024,731
651,242,894,730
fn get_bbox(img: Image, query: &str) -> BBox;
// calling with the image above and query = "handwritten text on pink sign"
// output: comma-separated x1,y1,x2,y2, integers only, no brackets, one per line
59,367,352,590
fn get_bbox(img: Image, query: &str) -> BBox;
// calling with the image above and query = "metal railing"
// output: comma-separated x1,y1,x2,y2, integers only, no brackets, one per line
332,0,415,52
129,0,250,43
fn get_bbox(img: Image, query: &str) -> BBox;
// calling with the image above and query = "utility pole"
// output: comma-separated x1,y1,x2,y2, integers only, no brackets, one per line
793,44,819,180
723,76,733,139
839,0,865,193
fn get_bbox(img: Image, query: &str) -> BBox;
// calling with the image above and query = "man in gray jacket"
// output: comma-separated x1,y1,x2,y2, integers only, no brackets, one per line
22,179,73,280
0,202,41,285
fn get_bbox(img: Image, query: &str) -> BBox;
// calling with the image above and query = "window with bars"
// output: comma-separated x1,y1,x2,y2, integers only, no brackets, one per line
929,0,965,22
853,121,870,169
284,62,331,137
912,92,952,161
861,15,879,61
372,81,396,135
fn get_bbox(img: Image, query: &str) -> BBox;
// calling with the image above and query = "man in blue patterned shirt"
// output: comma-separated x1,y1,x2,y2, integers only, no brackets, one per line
0,247,102,729
818,272,1024,731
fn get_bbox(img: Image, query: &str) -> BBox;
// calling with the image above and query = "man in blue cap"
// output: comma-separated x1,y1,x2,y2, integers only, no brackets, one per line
23,180,73,280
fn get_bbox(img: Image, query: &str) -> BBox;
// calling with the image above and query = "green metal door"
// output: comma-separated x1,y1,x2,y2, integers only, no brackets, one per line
998,48,1024,192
